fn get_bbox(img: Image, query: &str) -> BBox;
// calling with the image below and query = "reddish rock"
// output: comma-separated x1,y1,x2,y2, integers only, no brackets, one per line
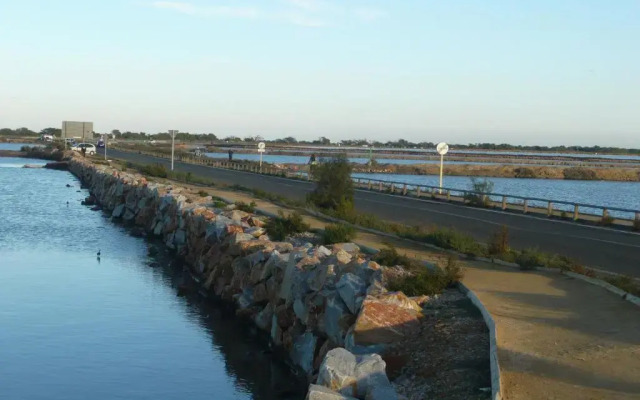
352,293,422,346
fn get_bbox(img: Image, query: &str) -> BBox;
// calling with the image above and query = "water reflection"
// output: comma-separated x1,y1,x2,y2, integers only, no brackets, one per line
0,157,305,400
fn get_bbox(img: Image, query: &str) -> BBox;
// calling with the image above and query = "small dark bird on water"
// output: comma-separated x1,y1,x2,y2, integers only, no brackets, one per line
97,249,101,257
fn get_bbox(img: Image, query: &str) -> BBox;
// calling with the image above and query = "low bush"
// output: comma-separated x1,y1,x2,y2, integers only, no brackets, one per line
265,211,310,241
140,163,168,178
488,225,510,256
515,248,546,270
604,275,640,297
385,253,463,296
197,190,209,197
563,167,597,180
374,244,419,269
599,214,615,226
235,200,257,213
513,167,536,178
464,178,494,207
321,223,357,244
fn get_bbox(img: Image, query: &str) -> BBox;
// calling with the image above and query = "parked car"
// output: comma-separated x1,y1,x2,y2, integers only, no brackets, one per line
71,143,97,155
41,134,54,142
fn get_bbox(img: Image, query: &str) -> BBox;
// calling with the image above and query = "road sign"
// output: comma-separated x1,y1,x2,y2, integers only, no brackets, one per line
436,142,449,193
436,142,449,155
258,142,266,150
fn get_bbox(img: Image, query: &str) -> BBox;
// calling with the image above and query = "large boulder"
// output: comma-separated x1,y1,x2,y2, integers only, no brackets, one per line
111,203,125,218
323,294,355,346
306,385,358,400
350,293,422,347
354,354,397,400
317,348,357,396
336,273,367,314
290,332,317,375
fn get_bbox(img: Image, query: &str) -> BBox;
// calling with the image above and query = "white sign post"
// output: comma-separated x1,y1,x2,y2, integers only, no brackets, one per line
257,142,266,172
169,130,178,171
436,142,449,194
104,134,108,161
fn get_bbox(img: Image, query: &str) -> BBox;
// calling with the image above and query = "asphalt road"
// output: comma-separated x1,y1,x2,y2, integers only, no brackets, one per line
101,149,640,277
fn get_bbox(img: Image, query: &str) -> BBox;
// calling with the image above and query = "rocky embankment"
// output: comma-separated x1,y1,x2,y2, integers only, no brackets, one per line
68,156,432,400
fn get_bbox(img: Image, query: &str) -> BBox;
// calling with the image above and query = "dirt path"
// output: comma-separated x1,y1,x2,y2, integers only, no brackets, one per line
151,178,640,399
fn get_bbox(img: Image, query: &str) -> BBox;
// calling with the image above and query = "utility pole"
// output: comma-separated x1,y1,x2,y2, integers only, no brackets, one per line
169,130,178,171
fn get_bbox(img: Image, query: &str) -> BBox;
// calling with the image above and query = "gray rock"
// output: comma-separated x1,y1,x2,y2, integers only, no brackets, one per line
290,332,317,375
293,298,308,323
306,385,358,400
254,303,274,331
229,233,254,245
122,208,136,221
174,229,186,246
332,243,360,255
153,221,164,236
354,354,396,399
111,203,125,218
323,294,353,347
317,348,357,397
336,273,367,314
308,263,330,292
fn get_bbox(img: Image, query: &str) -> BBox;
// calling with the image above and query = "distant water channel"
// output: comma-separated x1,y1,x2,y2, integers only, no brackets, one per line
352,173,640,217
0,157,305,400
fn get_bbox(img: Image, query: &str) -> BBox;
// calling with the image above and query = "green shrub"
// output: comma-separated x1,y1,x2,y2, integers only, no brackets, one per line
563,167,597,180
307,154,354,214
488,225,510,256
321,223,357,245
374,244,419,269
515,248,546,270
235,200,257,213
464,178,494,207
385,254,463,296
212,200,227,208
140,163,168,178
265,211,310,240
426,228,485,257
604,275,640,297
198,190,209,197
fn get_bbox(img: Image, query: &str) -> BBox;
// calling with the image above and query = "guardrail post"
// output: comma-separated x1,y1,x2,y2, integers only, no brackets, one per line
379,182,383,191
547,201,553,217
446,190,451,201
390,184,395,194
416,187,421,197
602,208,609,219
368,181,372,190
636,212,640,224
523,199,528,214
501,196,507,210
402,184,407,195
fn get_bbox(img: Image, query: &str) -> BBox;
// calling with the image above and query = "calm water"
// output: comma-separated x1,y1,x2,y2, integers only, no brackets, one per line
206,152,486,165
0,142,43,151
352,173,640,217
0,157,305,400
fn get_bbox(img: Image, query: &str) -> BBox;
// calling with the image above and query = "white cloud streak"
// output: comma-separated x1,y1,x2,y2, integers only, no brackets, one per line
151,1,384,27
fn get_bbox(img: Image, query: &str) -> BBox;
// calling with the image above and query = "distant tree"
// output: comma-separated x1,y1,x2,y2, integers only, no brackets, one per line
111,129,122,138
307,154,354,214
40,127,62,137
15,127,38,136
0,128,15,136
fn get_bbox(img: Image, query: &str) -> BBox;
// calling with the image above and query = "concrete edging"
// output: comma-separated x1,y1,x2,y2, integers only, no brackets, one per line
562,271,640,307
458,282,503,400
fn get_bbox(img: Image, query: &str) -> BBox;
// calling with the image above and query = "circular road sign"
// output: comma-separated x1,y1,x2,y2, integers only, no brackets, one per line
258,142,266,150
436,142,449,155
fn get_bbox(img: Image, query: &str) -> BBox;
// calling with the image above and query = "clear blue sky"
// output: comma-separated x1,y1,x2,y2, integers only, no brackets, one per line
1,0,638,146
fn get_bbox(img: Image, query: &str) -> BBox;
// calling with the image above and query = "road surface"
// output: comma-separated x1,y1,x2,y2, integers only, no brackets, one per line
101,148,640,277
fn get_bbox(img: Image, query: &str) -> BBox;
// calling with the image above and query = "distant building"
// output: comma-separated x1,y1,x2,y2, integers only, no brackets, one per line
62,121,94,141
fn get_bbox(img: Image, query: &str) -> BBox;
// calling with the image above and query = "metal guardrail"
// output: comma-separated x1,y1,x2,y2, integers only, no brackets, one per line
119,148,640,224
350,177,640,222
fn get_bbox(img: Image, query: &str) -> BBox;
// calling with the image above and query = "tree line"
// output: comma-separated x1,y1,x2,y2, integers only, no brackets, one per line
2,127,638,154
